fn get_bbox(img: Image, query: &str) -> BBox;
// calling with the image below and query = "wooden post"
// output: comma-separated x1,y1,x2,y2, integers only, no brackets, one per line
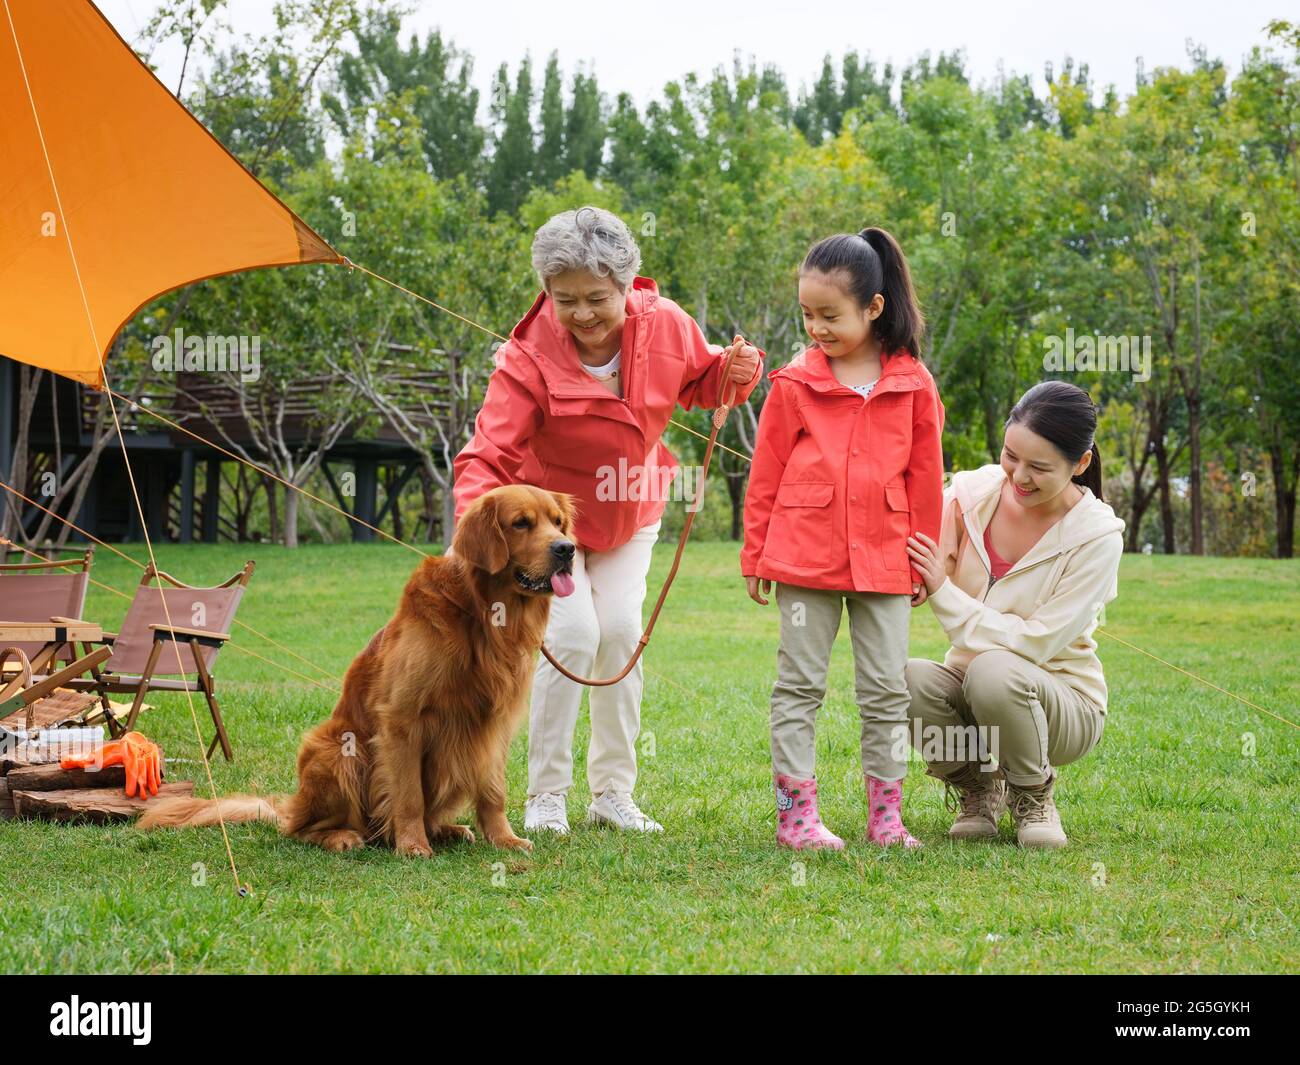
145,458,166,541
375,461,418,531
77,462,97,541
202,457,220,543
352,459,377,542
179,449,195,543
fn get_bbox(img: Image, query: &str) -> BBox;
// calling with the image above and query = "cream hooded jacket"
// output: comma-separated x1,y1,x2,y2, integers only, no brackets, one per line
927,463,1125,712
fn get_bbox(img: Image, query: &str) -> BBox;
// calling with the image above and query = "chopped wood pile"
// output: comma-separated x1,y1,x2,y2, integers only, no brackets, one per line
0,736,193,823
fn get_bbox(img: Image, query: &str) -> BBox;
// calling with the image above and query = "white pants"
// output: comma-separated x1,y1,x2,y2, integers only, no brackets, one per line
528,518,662,798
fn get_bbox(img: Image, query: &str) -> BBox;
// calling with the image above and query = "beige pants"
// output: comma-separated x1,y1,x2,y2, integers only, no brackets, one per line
770,583,912,781
527,519,661,798
904,650,1105,786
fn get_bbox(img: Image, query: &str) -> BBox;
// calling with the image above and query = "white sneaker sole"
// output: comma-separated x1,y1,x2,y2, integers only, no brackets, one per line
525,821,570,835
586,810,663,832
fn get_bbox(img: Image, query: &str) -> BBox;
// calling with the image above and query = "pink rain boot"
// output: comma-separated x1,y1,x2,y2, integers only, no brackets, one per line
775,774,844,851
866,775,922,848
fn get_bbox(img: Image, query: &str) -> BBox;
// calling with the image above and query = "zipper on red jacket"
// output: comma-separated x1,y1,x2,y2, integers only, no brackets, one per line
620,317,636,410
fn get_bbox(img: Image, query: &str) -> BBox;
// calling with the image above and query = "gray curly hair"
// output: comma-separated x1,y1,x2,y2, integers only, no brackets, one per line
531,206,642,291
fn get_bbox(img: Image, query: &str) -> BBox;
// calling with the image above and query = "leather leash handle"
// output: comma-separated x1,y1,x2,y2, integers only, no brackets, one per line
540,339,744,686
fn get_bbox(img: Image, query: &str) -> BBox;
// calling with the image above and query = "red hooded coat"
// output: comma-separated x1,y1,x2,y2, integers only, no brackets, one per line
454,277,764,552
741,344,945,594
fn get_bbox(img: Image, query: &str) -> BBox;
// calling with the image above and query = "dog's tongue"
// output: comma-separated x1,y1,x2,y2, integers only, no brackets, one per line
550,570,575,598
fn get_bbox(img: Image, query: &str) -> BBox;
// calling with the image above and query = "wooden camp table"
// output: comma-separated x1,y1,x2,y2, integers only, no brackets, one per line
0,619,110,729
0,618,102,674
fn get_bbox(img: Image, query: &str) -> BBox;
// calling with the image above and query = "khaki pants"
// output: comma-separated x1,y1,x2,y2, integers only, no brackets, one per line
770,583,912,781
904,650,1104,786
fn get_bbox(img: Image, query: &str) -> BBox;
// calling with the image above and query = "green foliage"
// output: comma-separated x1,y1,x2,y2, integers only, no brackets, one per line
117,7,1299,556
325,6,484,182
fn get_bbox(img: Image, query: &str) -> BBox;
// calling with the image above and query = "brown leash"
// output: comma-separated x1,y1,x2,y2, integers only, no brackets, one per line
540,341,744,686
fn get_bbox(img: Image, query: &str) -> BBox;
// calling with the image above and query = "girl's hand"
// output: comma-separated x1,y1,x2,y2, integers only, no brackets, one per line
910,582,928,608
726,335,761,386
746,576,772,605
905,532,946,595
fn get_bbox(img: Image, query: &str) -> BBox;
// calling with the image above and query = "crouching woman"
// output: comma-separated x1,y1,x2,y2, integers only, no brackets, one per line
904,381,1125,849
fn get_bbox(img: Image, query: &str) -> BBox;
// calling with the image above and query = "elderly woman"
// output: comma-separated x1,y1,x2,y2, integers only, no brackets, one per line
453,207,763,834
904,381,1125,849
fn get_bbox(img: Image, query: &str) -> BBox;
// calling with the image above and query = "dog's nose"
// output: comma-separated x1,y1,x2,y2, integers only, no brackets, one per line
550,540,575,562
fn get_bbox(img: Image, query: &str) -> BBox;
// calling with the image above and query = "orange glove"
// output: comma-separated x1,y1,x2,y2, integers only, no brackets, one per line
61,736,125,771
61,731,162,799
121,732,162,799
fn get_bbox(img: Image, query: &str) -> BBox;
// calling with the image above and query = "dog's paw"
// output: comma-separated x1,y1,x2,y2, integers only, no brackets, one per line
395,836,434,858
492,834,534,853
321,829,365,852
429,823,475,844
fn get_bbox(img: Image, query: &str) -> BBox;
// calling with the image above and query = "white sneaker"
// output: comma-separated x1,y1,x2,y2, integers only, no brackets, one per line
524,792,570,835
587,791,663,832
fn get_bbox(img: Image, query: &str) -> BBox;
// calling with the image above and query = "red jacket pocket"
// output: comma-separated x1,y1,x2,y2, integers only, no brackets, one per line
766,480,835,567
883,480,910,570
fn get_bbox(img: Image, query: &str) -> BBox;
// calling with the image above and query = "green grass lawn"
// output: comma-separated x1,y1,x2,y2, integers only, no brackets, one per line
1,541,1296,973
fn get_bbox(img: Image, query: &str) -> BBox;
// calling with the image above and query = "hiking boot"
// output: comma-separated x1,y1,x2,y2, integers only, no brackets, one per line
1006,770,1068,849
931,762,1006,841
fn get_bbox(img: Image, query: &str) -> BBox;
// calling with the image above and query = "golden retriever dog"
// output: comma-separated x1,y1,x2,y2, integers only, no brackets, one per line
138,485,577,856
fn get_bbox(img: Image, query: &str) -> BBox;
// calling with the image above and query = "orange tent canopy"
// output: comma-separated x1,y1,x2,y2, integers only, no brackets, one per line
0,0,341,390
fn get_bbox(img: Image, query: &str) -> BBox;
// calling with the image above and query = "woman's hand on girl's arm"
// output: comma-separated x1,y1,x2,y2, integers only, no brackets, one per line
906,532,946,595
746,576,772,605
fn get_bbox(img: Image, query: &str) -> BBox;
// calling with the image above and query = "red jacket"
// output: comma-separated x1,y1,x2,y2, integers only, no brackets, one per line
453,277,764,553
741,344,945,594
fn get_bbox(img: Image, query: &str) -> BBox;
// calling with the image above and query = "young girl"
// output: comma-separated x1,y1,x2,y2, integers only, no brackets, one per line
741,228,944,849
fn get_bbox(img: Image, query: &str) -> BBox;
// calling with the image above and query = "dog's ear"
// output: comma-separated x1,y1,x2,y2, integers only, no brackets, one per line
553,491,578,537
453,493,510,574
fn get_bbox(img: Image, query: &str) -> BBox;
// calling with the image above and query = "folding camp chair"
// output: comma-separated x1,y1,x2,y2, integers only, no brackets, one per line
66,560,255,761
0,547,94,674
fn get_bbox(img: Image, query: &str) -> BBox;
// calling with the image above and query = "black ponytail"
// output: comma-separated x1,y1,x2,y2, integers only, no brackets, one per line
800,226,926,359
1006,381,1106,502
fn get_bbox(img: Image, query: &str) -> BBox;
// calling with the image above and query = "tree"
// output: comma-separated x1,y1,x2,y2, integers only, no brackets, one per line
537,53,566,185
324,7,484,181
487,57,536,216
565,67,606,178
1225,22,1300,556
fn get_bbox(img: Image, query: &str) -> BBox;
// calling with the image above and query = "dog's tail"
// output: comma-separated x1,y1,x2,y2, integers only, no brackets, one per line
136,793,283,831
